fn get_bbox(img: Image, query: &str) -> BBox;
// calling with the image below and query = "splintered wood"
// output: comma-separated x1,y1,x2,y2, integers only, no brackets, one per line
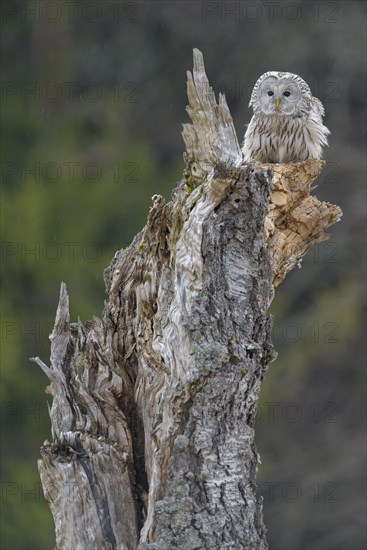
33,48,342,550
264,159,342,290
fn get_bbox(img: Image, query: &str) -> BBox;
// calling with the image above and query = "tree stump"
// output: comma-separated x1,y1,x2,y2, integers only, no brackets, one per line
32,49,342,550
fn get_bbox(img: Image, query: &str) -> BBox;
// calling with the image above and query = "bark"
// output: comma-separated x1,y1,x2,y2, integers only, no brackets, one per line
32,49,342,550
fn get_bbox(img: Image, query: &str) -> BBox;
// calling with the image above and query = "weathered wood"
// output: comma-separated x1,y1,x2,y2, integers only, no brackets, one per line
264,160,341,290
32,49,341,549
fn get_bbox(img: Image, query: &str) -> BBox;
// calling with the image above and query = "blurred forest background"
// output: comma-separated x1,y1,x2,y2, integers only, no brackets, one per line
1,1,366,548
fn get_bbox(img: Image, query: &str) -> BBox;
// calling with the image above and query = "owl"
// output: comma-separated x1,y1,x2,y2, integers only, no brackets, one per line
242,71,330,163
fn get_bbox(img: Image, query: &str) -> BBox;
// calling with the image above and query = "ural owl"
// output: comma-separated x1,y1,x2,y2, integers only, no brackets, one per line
242,71,330,163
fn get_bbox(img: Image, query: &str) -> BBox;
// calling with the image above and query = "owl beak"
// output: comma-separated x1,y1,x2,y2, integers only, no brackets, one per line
275,98,282,109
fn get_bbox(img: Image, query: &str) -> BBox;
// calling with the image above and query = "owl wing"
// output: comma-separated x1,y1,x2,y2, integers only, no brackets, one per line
306,96,330,159
311,96,325,118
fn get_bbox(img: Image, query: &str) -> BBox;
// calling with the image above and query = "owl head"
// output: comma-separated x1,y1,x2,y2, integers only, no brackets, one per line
249,71,312,117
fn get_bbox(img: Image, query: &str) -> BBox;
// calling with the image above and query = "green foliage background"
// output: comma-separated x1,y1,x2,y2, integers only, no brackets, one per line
1,1,365,548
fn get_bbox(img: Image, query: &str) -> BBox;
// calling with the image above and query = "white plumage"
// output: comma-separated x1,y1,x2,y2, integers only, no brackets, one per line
242,71,330,164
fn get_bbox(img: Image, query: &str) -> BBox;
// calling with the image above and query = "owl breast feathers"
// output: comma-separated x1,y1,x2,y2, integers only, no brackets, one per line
242,71,330,164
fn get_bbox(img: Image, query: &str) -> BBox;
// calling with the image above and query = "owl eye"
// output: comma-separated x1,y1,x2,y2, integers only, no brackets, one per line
267,91,274,96
283,91,291,97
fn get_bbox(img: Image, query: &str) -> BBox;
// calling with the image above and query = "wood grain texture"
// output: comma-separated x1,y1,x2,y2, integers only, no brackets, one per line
33,49,341,549
264,160,342,290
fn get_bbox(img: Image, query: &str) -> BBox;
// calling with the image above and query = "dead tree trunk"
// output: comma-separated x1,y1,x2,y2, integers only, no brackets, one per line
32,49,341,549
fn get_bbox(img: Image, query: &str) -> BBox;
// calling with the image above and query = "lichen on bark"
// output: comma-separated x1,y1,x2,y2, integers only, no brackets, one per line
32,49,341,550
